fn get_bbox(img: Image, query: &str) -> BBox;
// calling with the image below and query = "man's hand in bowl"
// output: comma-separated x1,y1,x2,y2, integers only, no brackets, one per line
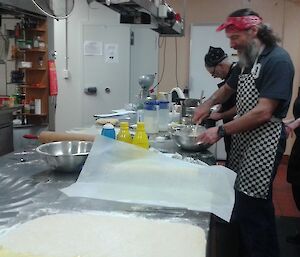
196,127,220,145
209,112,223,121
192,103,211,124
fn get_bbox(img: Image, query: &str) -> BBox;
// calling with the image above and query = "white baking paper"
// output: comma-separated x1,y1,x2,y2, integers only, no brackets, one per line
62,135,236,221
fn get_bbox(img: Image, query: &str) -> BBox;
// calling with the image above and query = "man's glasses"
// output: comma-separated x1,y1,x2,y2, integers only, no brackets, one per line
211,65,217,77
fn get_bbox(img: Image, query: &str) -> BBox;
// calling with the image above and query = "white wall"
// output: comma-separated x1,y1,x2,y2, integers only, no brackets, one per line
54,0,123,132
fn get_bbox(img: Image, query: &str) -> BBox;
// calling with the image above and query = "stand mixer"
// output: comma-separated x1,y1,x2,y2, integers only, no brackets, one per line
137,74,155,108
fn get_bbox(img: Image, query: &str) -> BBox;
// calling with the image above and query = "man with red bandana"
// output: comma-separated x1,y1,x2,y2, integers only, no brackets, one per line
193,8,294,257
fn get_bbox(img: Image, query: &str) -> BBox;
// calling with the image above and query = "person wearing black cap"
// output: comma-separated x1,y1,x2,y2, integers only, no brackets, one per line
204,46,237,164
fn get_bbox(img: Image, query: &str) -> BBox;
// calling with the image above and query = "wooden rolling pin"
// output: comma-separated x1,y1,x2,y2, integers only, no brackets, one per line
38,131,96,144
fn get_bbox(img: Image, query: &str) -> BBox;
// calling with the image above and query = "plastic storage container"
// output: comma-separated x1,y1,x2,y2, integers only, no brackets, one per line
158,100,169,131
117,121,132,143
144,100,159,134
101,123,116,139
132,122,149,149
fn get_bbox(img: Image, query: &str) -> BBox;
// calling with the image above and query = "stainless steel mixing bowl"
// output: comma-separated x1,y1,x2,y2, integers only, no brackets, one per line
36,141,93,172
171,125,211,152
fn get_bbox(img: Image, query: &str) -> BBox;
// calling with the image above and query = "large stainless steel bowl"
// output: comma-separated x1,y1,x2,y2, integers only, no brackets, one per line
36,141,93,172
171,125,211,152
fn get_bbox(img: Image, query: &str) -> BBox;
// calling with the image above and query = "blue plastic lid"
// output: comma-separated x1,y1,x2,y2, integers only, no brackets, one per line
158,100,169,109
101,125,116,139
144,100,159,111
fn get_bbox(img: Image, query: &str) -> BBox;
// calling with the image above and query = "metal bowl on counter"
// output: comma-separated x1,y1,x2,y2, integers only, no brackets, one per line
171,124,211,152
36,141,93,172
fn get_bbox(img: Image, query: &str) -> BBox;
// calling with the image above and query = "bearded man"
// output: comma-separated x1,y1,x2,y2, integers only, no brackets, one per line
193,8,294,257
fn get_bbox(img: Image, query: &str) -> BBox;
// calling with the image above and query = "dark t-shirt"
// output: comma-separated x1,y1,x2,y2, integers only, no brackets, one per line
217,64,238,123
227,45,294,118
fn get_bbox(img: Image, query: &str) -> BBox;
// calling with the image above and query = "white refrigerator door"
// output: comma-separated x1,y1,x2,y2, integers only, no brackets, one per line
81,24,130,125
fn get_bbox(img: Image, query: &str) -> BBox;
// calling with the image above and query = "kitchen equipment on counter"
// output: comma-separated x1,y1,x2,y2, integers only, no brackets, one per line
117,122,132,143
171,124,211,152
101,123,116,139
180,98,202,125
158,100,170,132
137,74,156,107
170,87,185,103
36,141,93,172
132,122,149,149
144,100,159,134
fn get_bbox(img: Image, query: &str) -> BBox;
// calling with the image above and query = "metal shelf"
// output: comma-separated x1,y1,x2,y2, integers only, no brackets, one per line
19,85,47,89
20,113,47,117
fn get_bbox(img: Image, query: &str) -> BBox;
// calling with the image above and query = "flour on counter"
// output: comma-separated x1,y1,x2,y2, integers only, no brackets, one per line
0,213,206,257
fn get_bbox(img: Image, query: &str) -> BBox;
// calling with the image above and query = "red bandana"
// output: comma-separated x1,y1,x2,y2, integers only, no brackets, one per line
216,16,262,32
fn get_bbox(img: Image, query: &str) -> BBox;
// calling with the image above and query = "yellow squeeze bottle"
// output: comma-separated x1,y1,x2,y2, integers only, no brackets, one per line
132,122,149,149
117,122,132,143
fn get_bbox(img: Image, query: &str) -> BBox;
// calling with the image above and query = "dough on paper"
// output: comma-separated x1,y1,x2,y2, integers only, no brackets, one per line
0,213,206,257
96,118,119,126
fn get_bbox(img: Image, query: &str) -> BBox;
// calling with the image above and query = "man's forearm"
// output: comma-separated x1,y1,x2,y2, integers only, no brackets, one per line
223,98,279,135
219,106,237,120
205,84,234,107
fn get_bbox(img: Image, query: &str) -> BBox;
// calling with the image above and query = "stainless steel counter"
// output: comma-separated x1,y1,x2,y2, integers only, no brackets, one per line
150,138,216,165
0,146,212,252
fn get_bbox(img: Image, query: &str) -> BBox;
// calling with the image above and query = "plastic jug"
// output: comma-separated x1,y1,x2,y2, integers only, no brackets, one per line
117,122,132,143
144,100,159,134
132,122,149,149
158,100,169,131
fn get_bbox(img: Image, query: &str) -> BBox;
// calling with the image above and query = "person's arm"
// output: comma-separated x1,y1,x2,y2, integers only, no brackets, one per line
197,98,279,144
287,118,300,130
223,98,279,134
285,118,300,136
209,106,237,121
193,84,235,123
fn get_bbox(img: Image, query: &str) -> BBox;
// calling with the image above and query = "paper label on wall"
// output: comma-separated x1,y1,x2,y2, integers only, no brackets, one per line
84,41,103,56
104,43,119,63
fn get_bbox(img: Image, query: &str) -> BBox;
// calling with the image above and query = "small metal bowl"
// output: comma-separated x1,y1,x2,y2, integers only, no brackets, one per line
171,125,211,152
36,141,93,172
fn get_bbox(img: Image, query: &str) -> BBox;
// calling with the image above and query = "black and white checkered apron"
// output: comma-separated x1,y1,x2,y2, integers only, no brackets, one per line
227,71,282,199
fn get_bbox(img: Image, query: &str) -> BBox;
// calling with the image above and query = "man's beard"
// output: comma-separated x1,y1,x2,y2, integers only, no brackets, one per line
238,40,260,68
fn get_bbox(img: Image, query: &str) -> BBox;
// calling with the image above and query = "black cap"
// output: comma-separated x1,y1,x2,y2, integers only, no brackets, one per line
204,46,228,67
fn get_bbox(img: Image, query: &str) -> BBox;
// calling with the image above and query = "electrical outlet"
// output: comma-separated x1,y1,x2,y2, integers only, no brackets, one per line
63,69,69,79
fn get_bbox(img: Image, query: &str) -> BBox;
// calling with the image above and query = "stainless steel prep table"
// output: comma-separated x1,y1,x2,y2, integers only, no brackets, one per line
0,147,221,256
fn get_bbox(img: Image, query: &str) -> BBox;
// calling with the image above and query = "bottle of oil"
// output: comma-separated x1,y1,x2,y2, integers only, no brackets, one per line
132,122,149,149
117,121,132,143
